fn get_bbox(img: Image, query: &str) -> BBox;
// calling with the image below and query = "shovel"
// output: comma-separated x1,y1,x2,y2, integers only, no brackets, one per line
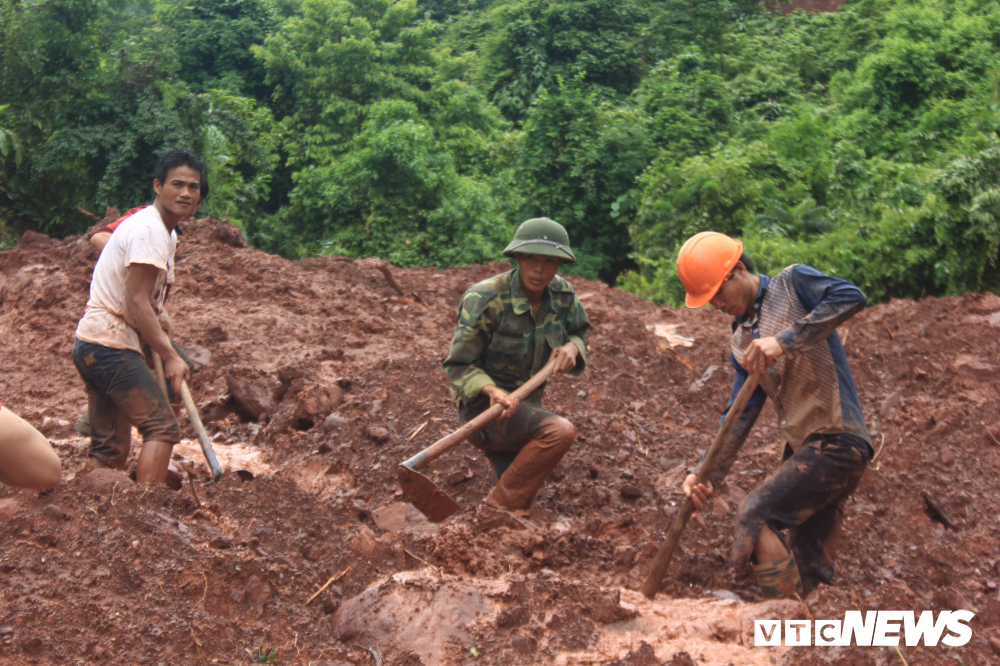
640,371,761,600
398,356,559,522
153,351,224,483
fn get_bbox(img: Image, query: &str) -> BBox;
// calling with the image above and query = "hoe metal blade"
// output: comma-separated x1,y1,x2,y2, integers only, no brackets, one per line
397,464,461,523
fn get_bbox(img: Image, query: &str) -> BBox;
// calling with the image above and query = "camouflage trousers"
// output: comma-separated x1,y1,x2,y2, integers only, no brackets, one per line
733,432,871,594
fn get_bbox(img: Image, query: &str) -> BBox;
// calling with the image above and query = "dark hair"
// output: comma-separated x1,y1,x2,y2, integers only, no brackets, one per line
738,252,756,274
199,172,210,201
154,150,206,187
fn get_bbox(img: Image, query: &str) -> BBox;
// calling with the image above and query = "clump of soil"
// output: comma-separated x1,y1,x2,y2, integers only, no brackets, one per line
1,220,999,665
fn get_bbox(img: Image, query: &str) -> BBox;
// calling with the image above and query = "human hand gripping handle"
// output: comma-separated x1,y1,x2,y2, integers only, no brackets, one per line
742,336,784,377
640,370,763,600
481,385,519,420
479,344,575,420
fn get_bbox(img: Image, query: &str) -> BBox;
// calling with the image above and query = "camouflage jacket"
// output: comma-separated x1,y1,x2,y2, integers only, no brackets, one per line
443,269,590,408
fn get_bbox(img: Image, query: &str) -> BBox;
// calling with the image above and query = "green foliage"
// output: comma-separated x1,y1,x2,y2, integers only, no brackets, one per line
249,0,518,265
515,75,653,281
256,645,280,664
445,0,648,121
626,0,1000,305
0,0,274,233
2,0,998,305
164,0,279,99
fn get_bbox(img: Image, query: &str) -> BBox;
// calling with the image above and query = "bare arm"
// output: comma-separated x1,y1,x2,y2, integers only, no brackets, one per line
124,263,187,394
90,232,112,254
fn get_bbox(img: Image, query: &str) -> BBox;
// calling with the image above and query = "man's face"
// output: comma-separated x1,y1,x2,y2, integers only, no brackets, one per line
153,166,201,220
709,263,755,317
515,253,562,298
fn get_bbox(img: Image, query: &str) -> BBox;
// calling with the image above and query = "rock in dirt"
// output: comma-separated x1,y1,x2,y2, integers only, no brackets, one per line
209,536,233,549
42,504,70,521
511,635,537,654
621,483,644,498
322,413,348,431
20,636,42,650
243,575,272,615
950,354,999,380
79,469,134,495
607,642,661,666
371,503,436,534
585,588,638,623
333,570,505,666
366,426,390,444
0,498,21,521
349,525,380,557
666,651,697,666
472,505,534,533
226,374,277,422
989,635,1000,656
497,603,530,628
182,344,212,371
293,384,332,429
447,469,473,485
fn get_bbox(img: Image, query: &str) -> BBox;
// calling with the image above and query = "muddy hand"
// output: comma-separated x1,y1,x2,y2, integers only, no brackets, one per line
550,342,579,373
682,474,713,512
483,385,518,420
742,336,783,376
164,354,190,397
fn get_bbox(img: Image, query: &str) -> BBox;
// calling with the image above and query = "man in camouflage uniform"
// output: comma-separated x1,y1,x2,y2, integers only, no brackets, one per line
443,218,590,511
679,231,873,600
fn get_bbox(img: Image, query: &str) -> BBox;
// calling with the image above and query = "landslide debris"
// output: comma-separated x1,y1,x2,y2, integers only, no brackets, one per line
1,220,999,665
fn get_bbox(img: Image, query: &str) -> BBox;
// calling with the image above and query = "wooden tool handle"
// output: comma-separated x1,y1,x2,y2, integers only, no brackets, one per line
401,356,560,471
180,379,224,482
154,349,223,482
640,372,762,600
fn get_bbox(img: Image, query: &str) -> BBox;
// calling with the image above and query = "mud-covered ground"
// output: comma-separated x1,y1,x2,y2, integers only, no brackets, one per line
1,219,999,666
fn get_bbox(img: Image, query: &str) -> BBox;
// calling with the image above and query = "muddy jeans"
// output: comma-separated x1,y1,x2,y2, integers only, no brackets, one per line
72,338,180,468
732,432,871,593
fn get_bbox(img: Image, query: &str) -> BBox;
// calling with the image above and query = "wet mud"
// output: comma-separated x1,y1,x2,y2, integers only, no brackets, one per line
1,221,999,664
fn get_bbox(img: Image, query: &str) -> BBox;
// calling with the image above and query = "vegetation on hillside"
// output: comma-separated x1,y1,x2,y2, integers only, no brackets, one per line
1,0,998,300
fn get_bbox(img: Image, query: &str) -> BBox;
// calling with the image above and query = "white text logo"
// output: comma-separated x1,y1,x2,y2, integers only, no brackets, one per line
753,611,974,647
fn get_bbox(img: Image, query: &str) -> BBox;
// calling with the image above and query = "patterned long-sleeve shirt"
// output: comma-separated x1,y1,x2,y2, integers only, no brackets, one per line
707,265,871,485
443,269,590,409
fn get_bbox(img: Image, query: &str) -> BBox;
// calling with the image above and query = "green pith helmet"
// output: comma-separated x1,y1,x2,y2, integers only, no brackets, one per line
502,218,576,263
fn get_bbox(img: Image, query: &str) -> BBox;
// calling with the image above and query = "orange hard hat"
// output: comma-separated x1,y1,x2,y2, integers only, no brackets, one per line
677,232,744,308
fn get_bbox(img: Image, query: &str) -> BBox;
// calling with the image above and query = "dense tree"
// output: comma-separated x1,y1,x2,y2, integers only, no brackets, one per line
444,0,648,121
1,0,997,302
249,0,518,264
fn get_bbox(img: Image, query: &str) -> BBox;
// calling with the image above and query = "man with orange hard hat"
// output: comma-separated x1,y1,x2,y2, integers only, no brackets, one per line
678,231,872,600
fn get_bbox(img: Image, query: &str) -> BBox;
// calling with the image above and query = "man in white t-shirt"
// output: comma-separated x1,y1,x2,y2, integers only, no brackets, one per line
72,150,203,484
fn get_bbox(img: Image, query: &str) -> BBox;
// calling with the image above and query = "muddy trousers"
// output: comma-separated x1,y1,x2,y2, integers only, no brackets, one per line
72,339,181,468
460,402,576,511
76,340,194,437
732,433,870,595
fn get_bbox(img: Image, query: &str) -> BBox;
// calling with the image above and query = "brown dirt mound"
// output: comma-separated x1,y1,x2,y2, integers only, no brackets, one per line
1,220,999,664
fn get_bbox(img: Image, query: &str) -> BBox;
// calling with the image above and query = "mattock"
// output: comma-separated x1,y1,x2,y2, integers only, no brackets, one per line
641,372,761,599
397,357,559,522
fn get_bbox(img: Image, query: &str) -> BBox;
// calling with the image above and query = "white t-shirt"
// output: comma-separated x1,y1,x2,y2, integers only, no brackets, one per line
76,205,177,353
